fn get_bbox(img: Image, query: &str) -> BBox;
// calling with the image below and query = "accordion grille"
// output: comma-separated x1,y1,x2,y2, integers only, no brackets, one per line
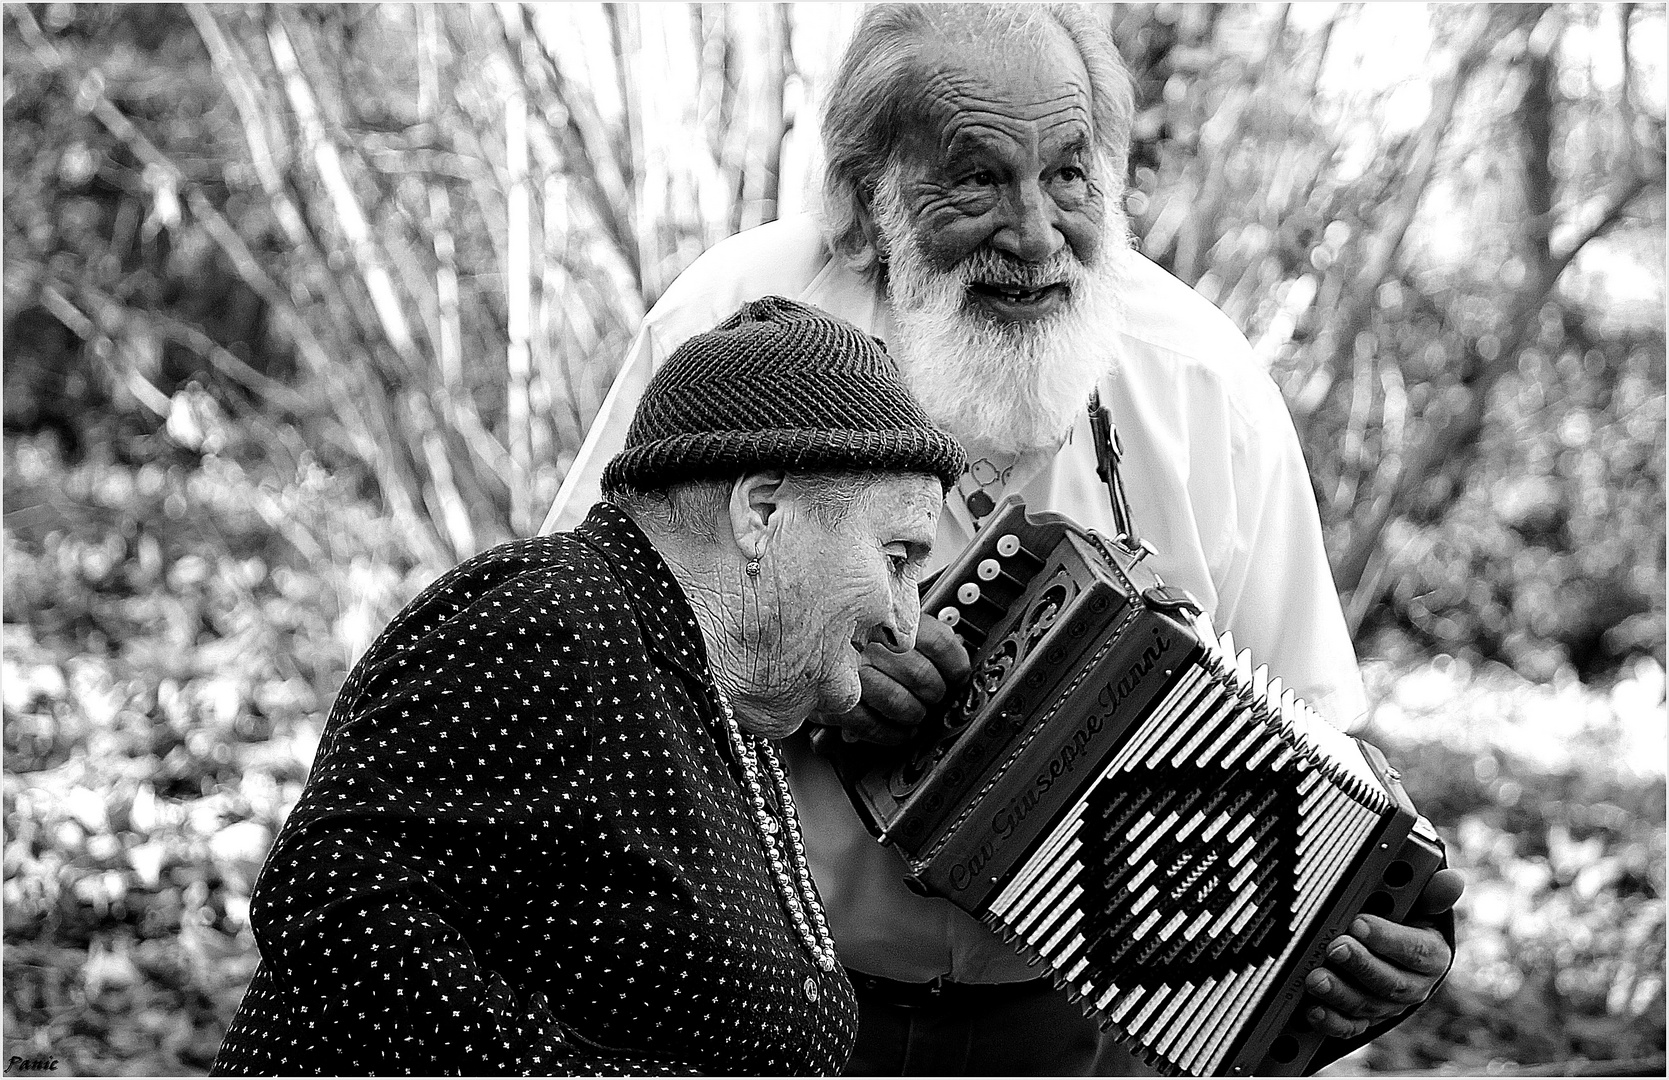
982,634,1391,1076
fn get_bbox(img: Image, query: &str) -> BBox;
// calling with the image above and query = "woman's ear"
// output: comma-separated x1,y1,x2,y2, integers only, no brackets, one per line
728,471,788,559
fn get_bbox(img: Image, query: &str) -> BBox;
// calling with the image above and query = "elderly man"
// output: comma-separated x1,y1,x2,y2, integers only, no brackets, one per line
544,4,1460,1075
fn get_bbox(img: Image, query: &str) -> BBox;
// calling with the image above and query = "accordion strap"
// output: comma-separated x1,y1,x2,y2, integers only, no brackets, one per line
1088,389,1144,551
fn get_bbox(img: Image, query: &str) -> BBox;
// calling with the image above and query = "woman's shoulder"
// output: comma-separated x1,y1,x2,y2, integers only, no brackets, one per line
390,535,619,640
336,535,640,710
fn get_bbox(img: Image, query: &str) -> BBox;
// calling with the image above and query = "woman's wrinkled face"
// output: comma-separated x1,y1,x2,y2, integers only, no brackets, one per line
742,473,943,735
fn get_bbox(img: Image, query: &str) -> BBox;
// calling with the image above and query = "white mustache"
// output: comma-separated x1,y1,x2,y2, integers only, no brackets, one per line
955,246,1086,290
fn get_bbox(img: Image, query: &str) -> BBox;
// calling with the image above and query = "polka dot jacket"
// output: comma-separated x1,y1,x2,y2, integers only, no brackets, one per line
212,503,857,1076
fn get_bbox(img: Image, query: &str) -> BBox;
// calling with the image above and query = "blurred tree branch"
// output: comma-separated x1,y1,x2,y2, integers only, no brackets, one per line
497,2,643,298
8,4,456,572
1290,4,1498,433
164,1,798,561
1332,5,1666,618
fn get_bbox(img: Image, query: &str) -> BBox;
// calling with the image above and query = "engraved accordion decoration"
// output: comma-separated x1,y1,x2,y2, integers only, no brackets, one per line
824,496,1445,1077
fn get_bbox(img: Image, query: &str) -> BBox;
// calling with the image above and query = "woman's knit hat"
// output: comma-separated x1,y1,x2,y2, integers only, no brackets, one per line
602,296,967,493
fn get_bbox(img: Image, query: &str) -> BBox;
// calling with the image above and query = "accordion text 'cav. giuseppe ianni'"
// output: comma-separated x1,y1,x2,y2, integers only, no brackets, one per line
818,495,1444,1078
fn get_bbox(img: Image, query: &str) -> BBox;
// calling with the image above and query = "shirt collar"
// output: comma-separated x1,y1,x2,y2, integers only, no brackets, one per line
574,501,713,683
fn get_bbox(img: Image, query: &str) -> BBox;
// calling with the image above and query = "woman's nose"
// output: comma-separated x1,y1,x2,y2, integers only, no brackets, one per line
873,598,920,654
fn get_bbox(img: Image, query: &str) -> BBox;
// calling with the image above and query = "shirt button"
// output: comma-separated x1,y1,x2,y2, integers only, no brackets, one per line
803,976,819,1002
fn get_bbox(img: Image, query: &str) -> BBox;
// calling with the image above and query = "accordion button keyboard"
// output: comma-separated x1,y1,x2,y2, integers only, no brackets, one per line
824,498,1444,1077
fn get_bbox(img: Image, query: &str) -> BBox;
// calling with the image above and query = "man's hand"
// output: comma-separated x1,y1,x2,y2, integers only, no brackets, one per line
1302,867,1465,1039
821,615,971,745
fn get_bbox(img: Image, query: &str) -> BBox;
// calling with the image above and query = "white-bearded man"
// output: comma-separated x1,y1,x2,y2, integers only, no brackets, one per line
543,4,1463,1075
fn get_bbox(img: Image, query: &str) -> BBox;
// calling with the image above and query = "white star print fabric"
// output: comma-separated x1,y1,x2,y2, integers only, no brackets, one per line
212,503,857,1076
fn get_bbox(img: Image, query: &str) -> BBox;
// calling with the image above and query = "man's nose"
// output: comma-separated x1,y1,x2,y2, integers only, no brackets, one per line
990,179,1064,263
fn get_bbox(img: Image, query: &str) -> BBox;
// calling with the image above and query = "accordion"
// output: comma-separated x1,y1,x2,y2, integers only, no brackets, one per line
822,496,1444,1077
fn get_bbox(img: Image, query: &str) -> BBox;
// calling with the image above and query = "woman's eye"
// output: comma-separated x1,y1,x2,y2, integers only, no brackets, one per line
1057,165,1085,183
885,547,910,573
966,170,997,187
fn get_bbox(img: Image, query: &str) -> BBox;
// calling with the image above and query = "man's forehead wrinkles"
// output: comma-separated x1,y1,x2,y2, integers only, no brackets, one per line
920,67,1088,121
939,107,1093,158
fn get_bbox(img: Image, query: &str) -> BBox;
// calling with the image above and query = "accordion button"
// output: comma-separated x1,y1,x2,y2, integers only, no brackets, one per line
803,976,819,1002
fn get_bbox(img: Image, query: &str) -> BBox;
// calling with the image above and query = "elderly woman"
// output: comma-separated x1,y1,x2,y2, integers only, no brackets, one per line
211,297,966,1076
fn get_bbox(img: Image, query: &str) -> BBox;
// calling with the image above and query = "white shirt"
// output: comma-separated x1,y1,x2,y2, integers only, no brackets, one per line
543,214,1368,983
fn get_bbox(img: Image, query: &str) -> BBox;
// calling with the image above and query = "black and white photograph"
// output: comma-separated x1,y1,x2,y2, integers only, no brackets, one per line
2,3,1664,1076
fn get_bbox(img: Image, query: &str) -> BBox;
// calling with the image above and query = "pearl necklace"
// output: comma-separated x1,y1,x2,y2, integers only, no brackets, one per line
719,698,838,972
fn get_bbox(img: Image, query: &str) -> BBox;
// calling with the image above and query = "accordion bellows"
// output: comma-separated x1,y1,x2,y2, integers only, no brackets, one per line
823,497,1443,1077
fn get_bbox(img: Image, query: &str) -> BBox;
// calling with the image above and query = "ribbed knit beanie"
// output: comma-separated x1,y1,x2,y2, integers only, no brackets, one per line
602,296,967,494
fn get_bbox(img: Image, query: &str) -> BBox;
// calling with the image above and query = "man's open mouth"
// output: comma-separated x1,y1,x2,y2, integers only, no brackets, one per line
968,282,1069,305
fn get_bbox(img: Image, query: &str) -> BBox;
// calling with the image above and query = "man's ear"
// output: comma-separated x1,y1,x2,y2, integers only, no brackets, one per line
728,471,789,559
856,195,885,265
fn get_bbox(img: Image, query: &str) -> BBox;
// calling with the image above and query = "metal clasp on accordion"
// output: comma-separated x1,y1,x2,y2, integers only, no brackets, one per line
819,495,1445,1077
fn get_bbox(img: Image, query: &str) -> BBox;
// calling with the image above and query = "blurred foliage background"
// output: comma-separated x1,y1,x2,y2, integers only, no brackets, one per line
3,3,1664,1075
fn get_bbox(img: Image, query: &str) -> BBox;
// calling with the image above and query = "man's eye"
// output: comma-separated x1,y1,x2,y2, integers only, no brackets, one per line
966,170,997,187
1056,165,1085,183
885,546,911,573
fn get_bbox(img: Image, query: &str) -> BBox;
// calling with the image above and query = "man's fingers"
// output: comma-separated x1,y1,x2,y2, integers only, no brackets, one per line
860,664,940,728
822,702,918,746
1349,916,1451,978
1300,1001,1372,1041
862,643,949,707
839,617,969,743
1318,920,1448,1010
910,614,972,685
1303,965,1373,1018
1414,867,1465,917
